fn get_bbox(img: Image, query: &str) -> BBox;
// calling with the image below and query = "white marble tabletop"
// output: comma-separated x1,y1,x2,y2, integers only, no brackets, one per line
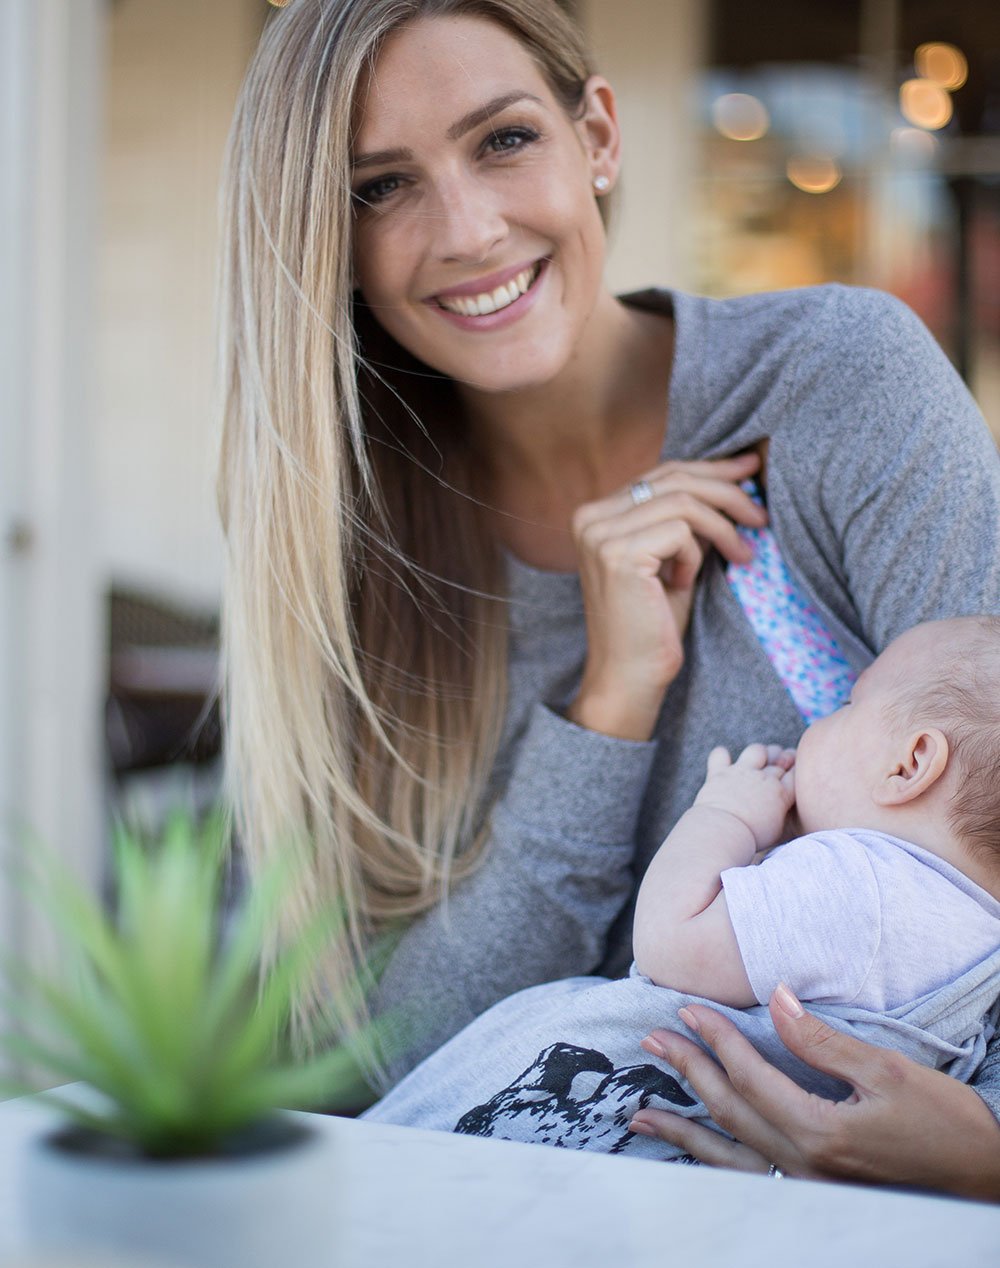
1,1092,998,1268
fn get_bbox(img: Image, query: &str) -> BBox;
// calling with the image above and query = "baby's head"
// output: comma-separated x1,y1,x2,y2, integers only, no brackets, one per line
795,616,1000,861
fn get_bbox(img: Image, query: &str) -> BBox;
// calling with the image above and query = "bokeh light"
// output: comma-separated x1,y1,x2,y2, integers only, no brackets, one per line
915,43,968,92
786,154,842,194
890,126,939,162
712,93,770,142
899,78,954,131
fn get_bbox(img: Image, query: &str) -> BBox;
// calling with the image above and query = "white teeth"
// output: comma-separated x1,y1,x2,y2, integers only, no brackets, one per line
438,263,540,316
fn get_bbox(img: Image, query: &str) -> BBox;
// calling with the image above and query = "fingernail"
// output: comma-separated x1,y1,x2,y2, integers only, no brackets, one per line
641,1034,667,1058
628,1118,656,1137
678,1007,701,1034
774,982,804,1018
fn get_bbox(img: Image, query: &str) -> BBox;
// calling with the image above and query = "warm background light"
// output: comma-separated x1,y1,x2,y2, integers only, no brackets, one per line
786,154,842,194
890,126,939,161
915,42,969,92
899,78,954,130
711,93,770,141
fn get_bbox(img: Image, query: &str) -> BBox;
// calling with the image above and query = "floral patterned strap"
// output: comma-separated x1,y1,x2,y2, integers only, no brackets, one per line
727,483,855,724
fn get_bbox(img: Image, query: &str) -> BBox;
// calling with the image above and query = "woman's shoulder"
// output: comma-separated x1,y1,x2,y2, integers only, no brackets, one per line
631,281,919,359
676,282,965,421
673,282,920,354
652,284,929,422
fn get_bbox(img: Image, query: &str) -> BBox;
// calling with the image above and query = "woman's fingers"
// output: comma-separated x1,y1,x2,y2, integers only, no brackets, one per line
639,1026,798,1166
628,1108,771,1172
641,993,1000,1197
577,469,766,536
619,475,767,531
582,495,755,569
768,984,901,1097
677,1004,830,1129
641,452,760,487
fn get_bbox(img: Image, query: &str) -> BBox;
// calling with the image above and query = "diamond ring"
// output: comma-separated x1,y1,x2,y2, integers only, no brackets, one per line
628,479,654,506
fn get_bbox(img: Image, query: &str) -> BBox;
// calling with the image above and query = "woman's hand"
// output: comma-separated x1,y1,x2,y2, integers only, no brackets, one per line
567,452,766,741
629,985,1000,1201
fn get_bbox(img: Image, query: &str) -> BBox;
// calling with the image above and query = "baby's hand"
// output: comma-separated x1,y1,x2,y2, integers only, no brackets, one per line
693,744,796,851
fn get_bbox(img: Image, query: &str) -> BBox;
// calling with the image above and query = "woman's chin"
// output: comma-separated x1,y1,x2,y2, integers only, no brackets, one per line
446,342,575,397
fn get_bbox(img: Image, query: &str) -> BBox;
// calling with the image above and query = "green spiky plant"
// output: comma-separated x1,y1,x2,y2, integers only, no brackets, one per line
1,810,383,1159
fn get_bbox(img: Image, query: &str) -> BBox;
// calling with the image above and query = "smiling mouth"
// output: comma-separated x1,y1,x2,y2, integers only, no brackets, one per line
434,262,543,317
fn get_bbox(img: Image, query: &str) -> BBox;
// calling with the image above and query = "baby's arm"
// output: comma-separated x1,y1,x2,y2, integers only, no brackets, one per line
633,744,795,1005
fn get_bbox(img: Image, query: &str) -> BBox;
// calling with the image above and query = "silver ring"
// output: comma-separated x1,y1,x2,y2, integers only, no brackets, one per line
628,479,654,506
767,1163,785,1179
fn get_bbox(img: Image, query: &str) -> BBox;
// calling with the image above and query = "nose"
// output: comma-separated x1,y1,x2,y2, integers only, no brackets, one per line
431,172,508,265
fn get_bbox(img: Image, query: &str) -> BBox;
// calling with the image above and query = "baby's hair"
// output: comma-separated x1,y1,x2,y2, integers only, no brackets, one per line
886,616,1000,856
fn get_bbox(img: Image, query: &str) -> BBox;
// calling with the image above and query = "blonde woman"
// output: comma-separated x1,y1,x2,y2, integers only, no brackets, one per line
218,0,1000,1195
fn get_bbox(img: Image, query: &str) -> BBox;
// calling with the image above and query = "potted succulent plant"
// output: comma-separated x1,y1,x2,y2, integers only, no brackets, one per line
3,810,382,1268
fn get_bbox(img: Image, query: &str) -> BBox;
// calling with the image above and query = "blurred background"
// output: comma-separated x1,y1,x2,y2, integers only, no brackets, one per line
2,0,999,945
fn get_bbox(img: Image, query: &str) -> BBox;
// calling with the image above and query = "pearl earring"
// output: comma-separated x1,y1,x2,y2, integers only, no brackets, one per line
593,175,610,193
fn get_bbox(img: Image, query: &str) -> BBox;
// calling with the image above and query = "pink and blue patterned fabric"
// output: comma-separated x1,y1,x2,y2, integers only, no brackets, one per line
727,483,855,724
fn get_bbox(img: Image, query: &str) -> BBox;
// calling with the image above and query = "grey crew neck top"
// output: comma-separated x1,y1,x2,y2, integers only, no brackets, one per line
372,285,1000,1123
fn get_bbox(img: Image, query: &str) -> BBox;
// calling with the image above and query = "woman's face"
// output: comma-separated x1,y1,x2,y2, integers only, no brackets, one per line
350,15,619,393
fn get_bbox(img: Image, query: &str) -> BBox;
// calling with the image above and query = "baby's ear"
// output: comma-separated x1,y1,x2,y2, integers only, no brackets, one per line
872,727,950,806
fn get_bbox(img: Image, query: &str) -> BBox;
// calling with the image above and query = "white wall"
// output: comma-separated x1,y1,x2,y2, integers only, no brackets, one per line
581,0,708,293
98,0,263,607
0,0,106,983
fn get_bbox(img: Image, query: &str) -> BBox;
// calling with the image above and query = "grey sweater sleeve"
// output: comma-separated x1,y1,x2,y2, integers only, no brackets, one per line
772,285,1000,660
371,702,657,1089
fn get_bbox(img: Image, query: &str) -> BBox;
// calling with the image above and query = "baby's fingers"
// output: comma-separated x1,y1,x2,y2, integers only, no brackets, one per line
734,743,769,769
706,746,732,776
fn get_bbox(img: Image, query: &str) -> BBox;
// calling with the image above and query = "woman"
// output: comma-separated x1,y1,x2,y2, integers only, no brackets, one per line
217,0,1000,1194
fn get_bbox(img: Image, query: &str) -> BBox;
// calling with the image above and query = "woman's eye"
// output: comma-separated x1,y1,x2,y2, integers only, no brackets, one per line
484,125,540,156
352,175,403,209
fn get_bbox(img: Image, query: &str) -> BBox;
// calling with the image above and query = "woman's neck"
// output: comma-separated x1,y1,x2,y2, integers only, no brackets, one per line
458,292,675,567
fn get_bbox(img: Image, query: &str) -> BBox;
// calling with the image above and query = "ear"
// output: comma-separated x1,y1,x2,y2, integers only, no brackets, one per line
576,75,621,190
872,727,950,807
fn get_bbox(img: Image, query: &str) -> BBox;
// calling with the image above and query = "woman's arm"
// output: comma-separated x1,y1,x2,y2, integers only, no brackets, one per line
372,702,654,1088
772,286,1000,655
629,987,1000,1201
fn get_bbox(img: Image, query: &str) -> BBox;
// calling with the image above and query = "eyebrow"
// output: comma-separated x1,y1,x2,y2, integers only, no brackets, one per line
352,91,543,170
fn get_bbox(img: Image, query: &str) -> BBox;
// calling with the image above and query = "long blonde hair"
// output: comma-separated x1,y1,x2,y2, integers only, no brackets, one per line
217,0,594,1072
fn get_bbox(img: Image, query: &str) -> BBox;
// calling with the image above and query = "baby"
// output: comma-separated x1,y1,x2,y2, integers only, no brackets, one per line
364,616,1000,1159
633,614,1000,1012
